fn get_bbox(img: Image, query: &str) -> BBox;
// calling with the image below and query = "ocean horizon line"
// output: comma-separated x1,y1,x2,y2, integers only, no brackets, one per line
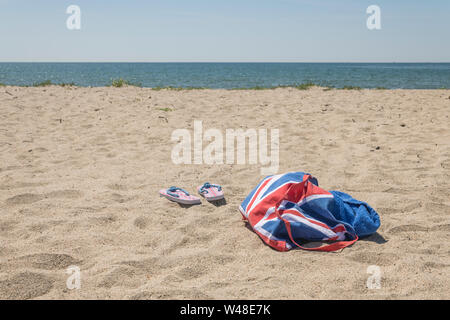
1,61,450,64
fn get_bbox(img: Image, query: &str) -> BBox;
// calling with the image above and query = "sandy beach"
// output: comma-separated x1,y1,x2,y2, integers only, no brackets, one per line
0,85,449,299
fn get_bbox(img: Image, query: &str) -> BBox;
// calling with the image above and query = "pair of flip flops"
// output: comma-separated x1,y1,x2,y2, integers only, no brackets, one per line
159,183,224,205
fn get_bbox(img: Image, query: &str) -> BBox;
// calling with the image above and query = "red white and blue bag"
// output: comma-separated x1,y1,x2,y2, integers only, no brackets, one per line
239,172,380,252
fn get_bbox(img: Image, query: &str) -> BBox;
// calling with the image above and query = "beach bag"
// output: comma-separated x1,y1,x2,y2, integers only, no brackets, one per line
239,172,380,252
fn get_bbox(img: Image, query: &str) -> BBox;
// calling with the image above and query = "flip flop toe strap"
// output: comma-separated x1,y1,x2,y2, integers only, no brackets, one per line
200,182,222,194
167,186,190,198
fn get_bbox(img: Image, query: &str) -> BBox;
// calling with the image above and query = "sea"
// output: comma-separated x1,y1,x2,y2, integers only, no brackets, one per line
0,63,449,89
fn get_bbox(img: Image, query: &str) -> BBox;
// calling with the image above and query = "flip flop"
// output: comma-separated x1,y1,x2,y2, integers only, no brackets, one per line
159,186,201,205
197,182,224,201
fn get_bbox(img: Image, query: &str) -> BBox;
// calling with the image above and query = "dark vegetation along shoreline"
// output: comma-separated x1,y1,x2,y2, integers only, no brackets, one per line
0,79,448,90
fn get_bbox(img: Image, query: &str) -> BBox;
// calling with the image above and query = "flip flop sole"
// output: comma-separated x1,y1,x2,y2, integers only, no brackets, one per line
159,191,201,205
203,194,224,201
197,186,224,201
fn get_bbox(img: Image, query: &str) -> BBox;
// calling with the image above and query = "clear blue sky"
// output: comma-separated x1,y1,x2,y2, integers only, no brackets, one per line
0,0,449,62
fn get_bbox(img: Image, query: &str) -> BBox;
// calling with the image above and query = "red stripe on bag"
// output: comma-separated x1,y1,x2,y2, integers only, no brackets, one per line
274,180,358,252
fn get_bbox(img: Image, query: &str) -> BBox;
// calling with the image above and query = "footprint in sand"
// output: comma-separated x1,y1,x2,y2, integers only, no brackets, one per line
430,224,450,232
5,193,44,205
5,190,83,206
0,272,54,300
106,183,128,192
46,190,83,199
176,266,205,280
89,214,117,226
388,224,429,234
98,266,139,289
424,202,450,213
0,165,23,173
0,220,18,233
176,255,236,280
348,251,399,266
15,253,80,270
111,193,128,203
0,181,49,190
33,147,48,153
118,257,166,279
421,261,450,271
131,289,211,300
133,216,148,229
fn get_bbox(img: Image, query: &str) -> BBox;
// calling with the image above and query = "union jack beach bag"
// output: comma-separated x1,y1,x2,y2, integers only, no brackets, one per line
239,172,380,252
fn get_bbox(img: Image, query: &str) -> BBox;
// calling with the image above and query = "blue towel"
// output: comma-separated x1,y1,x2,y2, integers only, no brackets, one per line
329,191,381,237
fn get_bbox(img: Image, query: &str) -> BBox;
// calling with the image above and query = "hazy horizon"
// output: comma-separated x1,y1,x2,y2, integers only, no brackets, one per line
1,61,450,63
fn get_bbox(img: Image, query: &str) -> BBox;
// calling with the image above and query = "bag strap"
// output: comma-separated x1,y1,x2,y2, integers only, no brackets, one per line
276,210,358,251
274,179,358,252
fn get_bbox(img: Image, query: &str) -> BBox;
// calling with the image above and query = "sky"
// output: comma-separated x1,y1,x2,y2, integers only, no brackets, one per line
0,0,449,62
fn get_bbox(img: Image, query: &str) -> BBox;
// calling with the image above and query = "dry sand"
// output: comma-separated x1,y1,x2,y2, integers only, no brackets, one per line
0,86,449,299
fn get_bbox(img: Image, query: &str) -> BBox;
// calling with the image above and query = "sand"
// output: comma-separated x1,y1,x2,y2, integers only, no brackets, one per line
0,85,449,300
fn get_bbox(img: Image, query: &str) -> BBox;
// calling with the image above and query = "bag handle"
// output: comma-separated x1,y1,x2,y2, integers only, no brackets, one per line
274,178,358,252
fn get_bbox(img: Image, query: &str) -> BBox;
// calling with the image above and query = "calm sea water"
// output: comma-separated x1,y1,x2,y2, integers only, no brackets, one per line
0,63,449,89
